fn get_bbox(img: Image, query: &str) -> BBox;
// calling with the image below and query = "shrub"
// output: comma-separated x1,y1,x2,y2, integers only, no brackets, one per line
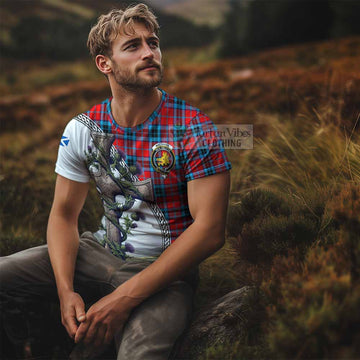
239,214,318,264
263,244,360,359
227,188,291,238
229,188,334,265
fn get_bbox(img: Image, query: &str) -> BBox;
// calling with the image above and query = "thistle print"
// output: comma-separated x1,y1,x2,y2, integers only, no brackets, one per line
85,133,143,259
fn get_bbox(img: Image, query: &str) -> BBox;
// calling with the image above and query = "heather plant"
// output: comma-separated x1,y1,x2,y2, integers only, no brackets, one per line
263,244,360,358
239,213,318,264
224,93,360,358
330,184,360,283
228,187,334,265
0,170,53,255
0,171,102,256
227,188,291,238
0,231,43,257
200,341,267,360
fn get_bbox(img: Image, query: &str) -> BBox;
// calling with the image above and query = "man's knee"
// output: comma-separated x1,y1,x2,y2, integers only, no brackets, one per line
0,245,55,294
0,255,19,290
116,281,194,360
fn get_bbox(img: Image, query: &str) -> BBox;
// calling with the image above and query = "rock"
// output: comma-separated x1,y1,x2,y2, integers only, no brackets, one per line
172,286,264,359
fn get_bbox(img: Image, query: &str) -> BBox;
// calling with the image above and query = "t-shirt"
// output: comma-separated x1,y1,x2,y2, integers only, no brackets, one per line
55,88,231,259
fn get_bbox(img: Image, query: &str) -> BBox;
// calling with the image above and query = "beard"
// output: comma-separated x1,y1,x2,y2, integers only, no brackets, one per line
112,61,163,90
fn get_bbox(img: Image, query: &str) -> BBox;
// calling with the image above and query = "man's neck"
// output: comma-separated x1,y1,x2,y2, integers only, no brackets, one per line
110,86,162,128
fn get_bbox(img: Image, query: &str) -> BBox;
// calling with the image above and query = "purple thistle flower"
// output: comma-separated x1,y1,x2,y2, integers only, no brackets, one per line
135,162,143,175
125,242,135,253
117,149,126,160
87,145,92,153
136,211,146,220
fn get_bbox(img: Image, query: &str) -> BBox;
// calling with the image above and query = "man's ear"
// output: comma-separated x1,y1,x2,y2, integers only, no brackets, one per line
95,55,112,75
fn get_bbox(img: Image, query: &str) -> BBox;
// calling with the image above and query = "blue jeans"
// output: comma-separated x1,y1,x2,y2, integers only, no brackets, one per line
0,232,198,359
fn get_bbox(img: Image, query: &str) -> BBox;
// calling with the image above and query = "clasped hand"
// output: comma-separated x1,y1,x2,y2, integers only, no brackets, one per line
60,290,133,353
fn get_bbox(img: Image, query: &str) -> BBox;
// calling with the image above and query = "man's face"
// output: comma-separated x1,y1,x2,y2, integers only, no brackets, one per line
109,22,163,90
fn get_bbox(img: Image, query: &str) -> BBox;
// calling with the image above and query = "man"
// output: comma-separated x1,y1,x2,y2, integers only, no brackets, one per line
1,3,231,359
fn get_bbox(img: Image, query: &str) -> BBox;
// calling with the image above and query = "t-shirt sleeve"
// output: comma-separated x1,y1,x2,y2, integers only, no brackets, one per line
55,118,90,183
182,113,232,181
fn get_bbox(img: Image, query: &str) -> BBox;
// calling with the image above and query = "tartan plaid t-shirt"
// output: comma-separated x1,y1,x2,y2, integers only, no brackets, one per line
55,88,232,260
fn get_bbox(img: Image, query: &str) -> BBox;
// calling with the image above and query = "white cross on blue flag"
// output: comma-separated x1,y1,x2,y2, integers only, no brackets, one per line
60,136,69,146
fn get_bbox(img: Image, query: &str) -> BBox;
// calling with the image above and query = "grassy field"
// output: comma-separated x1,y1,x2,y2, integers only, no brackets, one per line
1,36,360,358
149,0,229,27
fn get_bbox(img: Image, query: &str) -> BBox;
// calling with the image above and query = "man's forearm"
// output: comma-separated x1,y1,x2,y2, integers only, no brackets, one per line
113,220,224,304
47,213,79,297
46,176,89,299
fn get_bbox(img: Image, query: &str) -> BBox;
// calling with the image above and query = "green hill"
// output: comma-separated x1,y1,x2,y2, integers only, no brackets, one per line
0,0,215,59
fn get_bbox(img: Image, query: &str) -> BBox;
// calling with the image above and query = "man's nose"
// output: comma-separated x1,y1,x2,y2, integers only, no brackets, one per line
141,42,154,60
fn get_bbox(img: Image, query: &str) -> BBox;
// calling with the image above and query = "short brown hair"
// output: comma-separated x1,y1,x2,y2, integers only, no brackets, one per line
87,3,159,58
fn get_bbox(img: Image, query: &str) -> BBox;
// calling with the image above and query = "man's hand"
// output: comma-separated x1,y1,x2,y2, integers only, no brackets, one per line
74,291,136,350
59,291,86,340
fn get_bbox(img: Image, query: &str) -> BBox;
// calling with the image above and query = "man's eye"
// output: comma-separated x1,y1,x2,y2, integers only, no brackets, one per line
126,44,137,50
149,41,159,49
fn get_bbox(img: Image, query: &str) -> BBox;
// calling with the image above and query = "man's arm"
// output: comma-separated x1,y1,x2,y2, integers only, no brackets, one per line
47,174,89,339
75,170,230,347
